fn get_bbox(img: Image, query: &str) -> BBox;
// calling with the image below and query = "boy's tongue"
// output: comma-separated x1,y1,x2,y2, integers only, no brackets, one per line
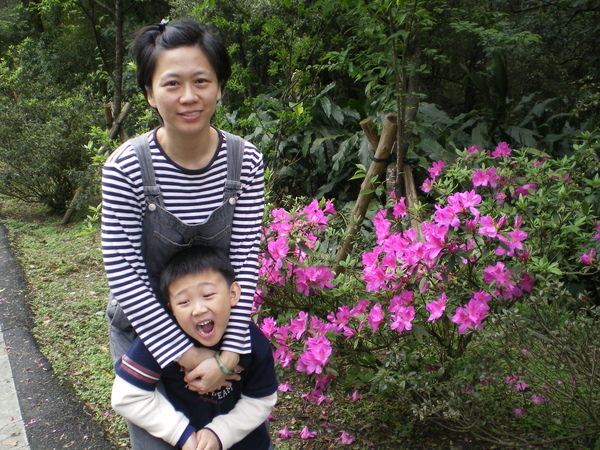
199,321,214,334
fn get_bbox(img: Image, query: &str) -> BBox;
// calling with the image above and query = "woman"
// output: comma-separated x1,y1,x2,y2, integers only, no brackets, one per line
102,18,264,449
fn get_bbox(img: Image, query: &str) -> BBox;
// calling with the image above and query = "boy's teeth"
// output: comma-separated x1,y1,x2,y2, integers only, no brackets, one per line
197,320,214,335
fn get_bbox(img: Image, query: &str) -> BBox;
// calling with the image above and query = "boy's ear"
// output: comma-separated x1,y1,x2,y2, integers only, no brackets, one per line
230,281,241,307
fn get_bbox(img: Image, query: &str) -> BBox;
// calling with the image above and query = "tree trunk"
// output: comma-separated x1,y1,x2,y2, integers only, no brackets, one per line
112,0,124,117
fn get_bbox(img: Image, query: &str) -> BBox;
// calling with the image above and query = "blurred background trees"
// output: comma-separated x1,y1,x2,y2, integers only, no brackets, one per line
0,0,598,211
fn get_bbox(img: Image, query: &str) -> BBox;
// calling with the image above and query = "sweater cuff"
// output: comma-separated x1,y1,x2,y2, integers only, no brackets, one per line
176,425,196,449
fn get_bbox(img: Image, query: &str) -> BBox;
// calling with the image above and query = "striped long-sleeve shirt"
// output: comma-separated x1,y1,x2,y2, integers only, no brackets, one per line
102,128,264,368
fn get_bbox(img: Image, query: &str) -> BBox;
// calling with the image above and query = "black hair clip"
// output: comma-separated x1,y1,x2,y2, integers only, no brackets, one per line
157,19,168,32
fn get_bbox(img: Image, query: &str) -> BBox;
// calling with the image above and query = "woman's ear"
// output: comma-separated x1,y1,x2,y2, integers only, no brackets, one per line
230,281,241,307
146,87,156,108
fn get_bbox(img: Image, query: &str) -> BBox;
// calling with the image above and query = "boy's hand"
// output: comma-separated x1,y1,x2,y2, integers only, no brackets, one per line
181,432,198,450
184,351,241,394
195,429,220,450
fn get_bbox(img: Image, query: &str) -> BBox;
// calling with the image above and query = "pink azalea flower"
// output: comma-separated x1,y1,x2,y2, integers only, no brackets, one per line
495,229,528,257
472,167,500,188
296,335,332,375
505,374,518,383
451,299,489,334
300,199,329,229
289,311,308,339
278,382,293,392
270,208,293,235
316,394,332,405
516,382,529,391
393,197,407,218
467,145,482,154
260,317,278,339
513,408,527,418
421,178,433,192
472,290,492,303
351,390,362,401
594,220,600,241
581,248,595,265
373,209,391,242
483,261,512,286
350,299,371,317
336,431,355,445
267,236,290,269
428,161,446,180
520,273,534,292
368,303,385,333
492,142,512,158
277,427,294,439
494,190,507,205
513,183,537,197
478,216,499,238
531,394,546,404
426,293,447,322
390,306,415,334
294,265,335,296
314,373,334,391
434,205,461,228
323,199,337,215
300,426,318,439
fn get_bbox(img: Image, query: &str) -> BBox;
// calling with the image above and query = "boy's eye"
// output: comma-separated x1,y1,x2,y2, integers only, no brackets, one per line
176,299,190,306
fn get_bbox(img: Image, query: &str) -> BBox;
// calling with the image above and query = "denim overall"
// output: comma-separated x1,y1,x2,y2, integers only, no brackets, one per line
107,131,243,449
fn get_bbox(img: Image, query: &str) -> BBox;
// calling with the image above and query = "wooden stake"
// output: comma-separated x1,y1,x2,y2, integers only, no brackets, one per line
334,113,397,270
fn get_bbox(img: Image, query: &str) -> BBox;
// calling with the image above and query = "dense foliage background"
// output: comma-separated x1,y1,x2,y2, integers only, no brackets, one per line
0,0,599,448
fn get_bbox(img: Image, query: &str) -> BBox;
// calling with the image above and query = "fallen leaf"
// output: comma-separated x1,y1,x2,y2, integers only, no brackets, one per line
2,440,18,446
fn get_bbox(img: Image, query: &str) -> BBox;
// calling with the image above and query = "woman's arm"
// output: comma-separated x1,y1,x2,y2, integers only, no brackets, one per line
102,140,194,368
221,140,265,354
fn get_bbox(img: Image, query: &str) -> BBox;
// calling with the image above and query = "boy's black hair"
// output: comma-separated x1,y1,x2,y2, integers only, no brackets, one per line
160,245,236,302
131,18,232,98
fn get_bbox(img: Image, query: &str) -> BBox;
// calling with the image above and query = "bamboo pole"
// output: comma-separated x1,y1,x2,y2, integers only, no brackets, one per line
334,113,397,269
360,117,379,152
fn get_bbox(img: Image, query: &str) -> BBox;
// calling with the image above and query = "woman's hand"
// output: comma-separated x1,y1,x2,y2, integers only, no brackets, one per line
177,346,214,372
184,351,241,394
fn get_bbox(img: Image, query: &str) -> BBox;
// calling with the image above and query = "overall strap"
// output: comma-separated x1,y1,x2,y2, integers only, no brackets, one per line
222,131,244,197
131,133,164,208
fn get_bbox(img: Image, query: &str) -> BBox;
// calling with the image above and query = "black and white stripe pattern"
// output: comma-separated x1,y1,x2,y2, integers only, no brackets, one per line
102,130,264,368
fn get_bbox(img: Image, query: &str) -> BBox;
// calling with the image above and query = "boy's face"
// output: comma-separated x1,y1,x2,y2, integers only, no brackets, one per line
168,269,240,348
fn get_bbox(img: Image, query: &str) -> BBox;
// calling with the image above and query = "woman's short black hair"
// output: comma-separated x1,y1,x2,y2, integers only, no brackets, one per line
131,18,232,98
160,245,236,303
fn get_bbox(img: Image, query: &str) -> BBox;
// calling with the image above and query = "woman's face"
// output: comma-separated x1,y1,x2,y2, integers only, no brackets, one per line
147,46,222,139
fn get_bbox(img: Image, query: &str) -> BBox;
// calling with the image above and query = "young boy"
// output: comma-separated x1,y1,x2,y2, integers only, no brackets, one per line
111,246,278,450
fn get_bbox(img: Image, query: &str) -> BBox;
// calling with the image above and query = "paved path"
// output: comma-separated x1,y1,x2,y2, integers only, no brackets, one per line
0,323,29,449
0,223,114,450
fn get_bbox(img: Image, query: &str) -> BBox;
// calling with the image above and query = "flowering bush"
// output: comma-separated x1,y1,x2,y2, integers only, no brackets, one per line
256,137,600,444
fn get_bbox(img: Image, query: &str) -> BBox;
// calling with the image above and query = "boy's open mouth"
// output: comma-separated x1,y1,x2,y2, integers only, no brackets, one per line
197,320,214,335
